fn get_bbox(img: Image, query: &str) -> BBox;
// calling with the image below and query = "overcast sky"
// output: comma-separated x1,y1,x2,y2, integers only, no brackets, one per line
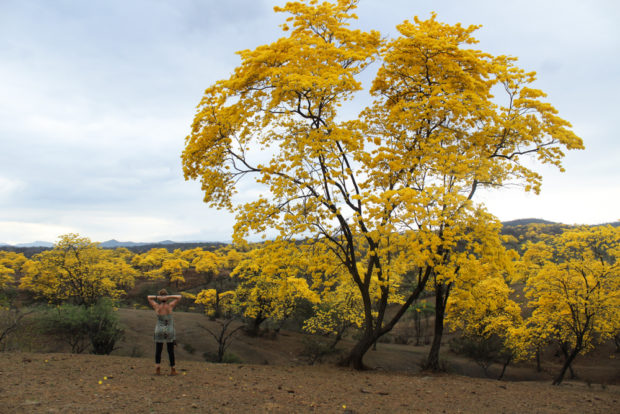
1,0,618,245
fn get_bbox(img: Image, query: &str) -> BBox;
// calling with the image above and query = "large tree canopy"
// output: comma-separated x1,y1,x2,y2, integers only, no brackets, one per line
182,0,582,369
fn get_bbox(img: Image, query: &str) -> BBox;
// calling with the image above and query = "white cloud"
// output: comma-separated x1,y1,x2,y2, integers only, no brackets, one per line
0,221,75,245
0,177,23,199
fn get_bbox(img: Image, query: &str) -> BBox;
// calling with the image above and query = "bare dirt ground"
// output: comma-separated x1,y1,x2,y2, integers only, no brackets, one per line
2,308,619,413
1,352,619,414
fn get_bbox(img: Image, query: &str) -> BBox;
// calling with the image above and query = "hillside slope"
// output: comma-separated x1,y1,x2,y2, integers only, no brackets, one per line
106,309,619,384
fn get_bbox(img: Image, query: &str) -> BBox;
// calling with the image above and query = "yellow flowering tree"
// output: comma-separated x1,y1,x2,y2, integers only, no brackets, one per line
444,232,522,377
195,289,243,362
132,248,191,286
182,0,582,369
19,234,138,306
229,242,319,335
303,273,365,349
131,248,170,277
0,251,30,349
520,225,620,385
0,251,28,292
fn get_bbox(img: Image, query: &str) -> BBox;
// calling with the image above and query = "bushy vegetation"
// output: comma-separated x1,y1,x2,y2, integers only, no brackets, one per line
36,299,124,355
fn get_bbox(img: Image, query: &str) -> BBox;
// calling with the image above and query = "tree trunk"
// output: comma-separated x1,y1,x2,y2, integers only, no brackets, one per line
245,315,265,337
213,291,221,319
414,312,422,346
498,355,512,381
425,282,449,371
339,329,376,370
340,266,434,370
553,347,579,385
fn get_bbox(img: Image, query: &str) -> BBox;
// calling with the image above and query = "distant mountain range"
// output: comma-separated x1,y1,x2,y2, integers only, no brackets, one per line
1,218,616,249
0,239,188,248
98,239,177,248
0,240,55,248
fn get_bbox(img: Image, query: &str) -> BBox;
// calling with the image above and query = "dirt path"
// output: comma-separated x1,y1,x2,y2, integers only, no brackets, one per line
1,352,618,413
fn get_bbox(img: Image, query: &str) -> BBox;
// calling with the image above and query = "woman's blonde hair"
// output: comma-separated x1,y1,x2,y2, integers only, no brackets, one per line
158,288,168,296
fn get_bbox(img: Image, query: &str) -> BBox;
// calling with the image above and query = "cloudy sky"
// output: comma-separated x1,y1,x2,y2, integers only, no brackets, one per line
1,0,618,245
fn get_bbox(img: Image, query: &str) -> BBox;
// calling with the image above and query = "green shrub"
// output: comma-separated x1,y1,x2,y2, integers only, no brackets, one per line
37,304,90,353
37,299,124,355
86,299,124,355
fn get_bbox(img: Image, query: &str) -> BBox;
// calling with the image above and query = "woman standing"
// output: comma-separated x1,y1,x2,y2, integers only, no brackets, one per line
147,289,182,375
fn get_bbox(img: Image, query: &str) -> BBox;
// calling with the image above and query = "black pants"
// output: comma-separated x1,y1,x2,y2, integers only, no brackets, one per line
155,342,175,367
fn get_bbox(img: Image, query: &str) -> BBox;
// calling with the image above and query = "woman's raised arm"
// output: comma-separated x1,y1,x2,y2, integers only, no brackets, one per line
147,295,158,309
168,295,182,308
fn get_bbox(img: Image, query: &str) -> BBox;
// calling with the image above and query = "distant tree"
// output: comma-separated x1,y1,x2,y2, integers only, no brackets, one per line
409,301,434,346
445,243,522,378
0,251,27,290
19,234,138,306
195,289,243,362
230,242,319,335
519,225,620,385
132,248,172,277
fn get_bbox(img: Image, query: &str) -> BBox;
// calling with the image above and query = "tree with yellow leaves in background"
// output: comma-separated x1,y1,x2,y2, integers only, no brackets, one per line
0,251,27,292
132,247,190,286
19,234,138,306
182,0,582,369
0,251,30,349
519,225,619,385
131,248,169,276
444,218,522,378
228,241,319,335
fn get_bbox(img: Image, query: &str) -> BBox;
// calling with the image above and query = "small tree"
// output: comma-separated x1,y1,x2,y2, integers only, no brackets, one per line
86,298,124,355
38,304,90,353
409,301,434,346
199,319,244,363
1,251,27,290
521,225,620,385
20,234,138,306
0,289,32,351
196,289,243,362
230,242,319,335
303,276,365,351
445,254,522,379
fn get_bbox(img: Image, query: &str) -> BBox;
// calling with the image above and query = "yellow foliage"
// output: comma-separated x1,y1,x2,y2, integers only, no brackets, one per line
133,247,225,285
18,234,138,305
181,0,582,363
518,225,620,359
0,251,28,290
231,241,319,323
